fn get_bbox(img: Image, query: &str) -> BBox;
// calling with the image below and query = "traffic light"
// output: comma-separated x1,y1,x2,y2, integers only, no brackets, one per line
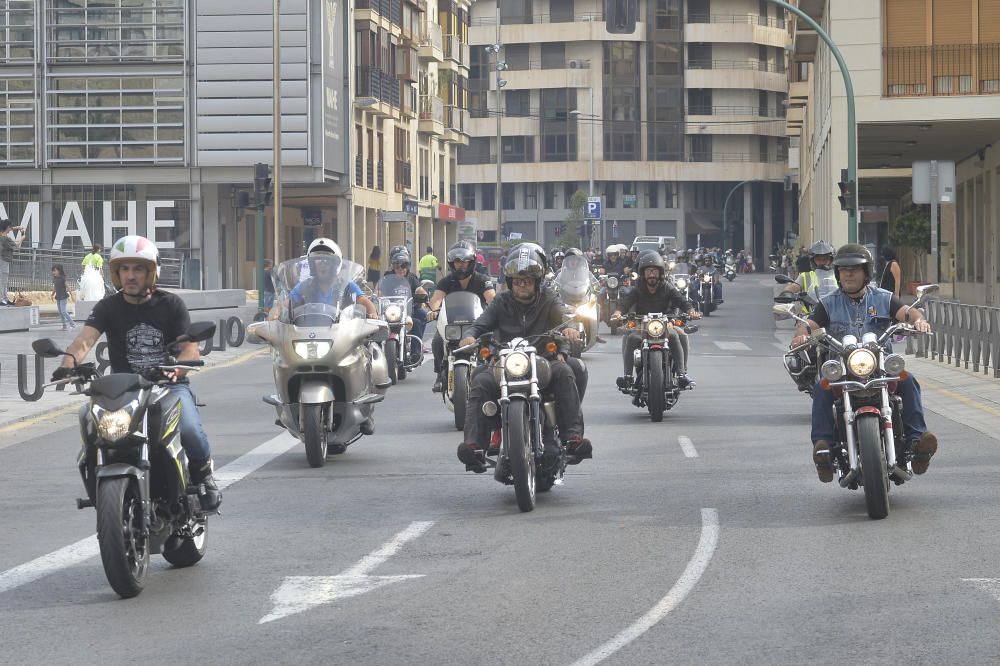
605,0,637,34
837,168,856,213
254,162,273,208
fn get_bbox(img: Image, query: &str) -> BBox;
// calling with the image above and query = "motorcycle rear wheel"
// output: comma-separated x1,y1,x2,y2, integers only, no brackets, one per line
647,350,666,422
162,524,207,568
858,414,890,519
452,369,468,431
507,400,536,512
303,403,328,468
385,339,399,385
97,477,149,598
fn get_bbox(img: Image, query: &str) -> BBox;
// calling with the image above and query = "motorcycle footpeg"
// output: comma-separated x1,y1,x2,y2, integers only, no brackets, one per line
838,469,859,488
889,465,912,484
76,497,95,510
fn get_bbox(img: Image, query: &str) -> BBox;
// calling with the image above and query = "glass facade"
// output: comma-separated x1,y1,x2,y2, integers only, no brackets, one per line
0,77,36,166
646,0,684,161
603,42,640,161
46,0,185,62
0,0,34,62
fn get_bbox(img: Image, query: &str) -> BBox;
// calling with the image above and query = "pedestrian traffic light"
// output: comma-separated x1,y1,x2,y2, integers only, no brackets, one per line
254,162,273,208
837,168,856,213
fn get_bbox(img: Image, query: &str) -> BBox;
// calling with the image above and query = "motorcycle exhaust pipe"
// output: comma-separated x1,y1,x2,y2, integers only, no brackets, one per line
482,401,498,417
542,401,557,425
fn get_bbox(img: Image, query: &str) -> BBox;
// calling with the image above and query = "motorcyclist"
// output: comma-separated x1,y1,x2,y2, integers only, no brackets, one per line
550,248,566,274
698,253,723,304
603,245,628,275
623,245,641,274
791,243,938,482
287,238,379,317
456,243,592,473
427,241,497,393
784,240,838,312
384,246,428,357
612,251,700,393
53,235,222,511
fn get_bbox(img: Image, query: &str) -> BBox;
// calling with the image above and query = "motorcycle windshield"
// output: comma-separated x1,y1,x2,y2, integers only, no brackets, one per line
814,273,839,300
273,256,364,325
377,274,412,301
553,255,593,302
441,291,482,325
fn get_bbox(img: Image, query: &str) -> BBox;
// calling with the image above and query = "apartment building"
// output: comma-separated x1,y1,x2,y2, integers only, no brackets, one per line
349,0,471,269
456,0,790,256
787,0,1000,305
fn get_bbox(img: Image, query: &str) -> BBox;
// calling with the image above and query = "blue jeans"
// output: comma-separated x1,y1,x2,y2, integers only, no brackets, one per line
410,308,427,356
56,297,75,327
262,291,274,310
171,384,212,465
811,374,927,445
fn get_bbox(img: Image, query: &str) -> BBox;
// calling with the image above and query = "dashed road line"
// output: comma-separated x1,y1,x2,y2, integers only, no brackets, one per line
677,435,698,458
713,341,751,351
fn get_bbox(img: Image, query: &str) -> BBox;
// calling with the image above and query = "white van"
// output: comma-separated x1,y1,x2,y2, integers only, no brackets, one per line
631,235,677,255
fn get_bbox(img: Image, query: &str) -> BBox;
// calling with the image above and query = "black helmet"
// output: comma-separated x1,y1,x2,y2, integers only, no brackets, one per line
446,241,476,279
636,251,666,280
504,243,547,290
390,248,411,269
832,243,873,282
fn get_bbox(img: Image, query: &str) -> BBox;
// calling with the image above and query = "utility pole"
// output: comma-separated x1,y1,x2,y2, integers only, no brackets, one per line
273,0,283,262
490,0,506,237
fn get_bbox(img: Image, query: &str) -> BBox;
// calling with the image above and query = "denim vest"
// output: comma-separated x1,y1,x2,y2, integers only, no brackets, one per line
820,287,894,348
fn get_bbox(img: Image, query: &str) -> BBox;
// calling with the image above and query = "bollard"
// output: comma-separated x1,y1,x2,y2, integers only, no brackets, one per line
17,353,45,402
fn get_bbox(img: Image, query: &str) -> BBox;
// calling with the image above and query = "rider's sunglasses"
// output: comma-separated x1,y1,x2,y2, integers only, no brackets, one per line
511,277,534,287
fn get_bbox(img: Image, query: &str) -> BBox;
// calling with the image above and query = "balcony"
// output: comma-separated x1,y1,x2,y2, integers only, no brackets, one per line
443,105,469,145
356,0,402,28
788,80,809,107
469,11,644,46
883,44,1000,97
356,65,401,109
441,34,469,72
685,13,786,48
470,11,603,26
418,95,445,135
684,59,787,92
501,61,592,90
418,22,443,62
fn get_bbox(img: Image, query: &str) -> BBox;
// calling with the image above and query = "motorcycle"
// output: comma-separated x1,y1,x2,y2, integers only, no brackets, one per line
599,273,627,335
724,257,737,282
617,313,698,422
31,322,218,598
436,290,484,430
552,254,600,357
695,267,717,316
458,330,575,513
772,284,939,519
377,274,425,384
246,256,391,468
670,273,692,303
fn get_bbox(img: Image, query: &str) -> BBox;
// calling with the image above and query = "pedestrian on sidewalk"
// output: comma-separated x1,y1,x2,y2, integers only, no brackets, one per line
877,245,902,298
367,245,382,287
51,264,76,330
262,259,275,310
1,219,27,306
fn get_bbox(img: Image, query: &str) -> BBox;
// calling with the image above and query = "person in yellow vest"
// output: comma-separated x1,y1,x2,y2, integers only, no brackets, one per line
82,243,104,270
418,246,440,284
79,243,107,301
783,240,837,312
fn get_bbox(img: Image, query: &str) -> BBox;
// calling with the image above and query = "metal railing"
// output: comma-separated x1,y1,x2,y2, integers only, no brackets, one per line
909,299,1000,378
7,247,183,293
443,35,468,65
686,13,786,29
444,104,467,133
419,23,442,51
419,95,444,123
355,65,400,107
506,59,591,71
687,104,785,117
471,11,603,26
686,59,783,73
687,152,782,163
883,44,1000,97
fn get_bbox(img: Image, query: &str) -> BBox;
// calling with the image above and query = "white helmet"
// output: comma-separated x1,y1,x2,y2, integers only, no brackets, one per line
307,237,342,258
605,245,618,257
615,243,628,254
109,235,159,290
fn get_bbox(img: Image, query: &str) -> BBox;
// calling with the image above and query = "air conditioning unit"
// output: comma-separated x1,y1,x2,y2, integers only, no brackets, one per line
567,59,589,69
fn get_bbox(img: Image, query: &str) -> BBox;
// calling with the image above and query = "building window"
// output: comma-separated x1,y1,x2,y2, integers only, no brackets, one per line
482,183,496,211
461,184,476,211
540,89,577,161
690,135,712,162
654,0,681,29
541,42,566,69
543,182,556,208
0,76,36,165
604,182,616,209
502,136,533,163
524,182,537,208
505,44,530,70
47,0,184,62
646,182,659,208
505,90,531,117
759,136,769,162
664,182,678,208
0,1,34,62
502,183,516,210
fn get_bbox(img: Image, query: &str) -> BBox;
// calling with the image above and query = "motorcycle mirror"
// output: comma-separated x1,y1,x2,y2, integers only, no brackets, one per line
773,291,799,304
684,324,699,334
772,303,794,320
774,274,794,284
32,338,64,358
246,321,265,344
916,283,940,298
183,321,217,344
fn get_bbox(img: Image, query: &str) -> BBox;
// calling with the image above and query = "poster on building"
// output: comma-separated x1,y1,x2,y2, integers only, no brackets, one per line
457,219,477,244
322,0,346,175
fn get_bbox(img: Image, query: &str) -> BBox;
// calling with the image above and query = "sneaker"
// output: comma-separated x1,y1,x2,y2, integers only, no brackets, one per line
456,442,486,473
910,432,938,475
565,436,592,465
677,374,695,389
812,440,834,483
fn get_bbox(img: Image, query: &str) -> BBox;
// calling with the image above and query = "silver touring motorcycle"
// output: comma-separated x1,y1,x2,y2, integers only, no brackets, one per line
247,255,391,468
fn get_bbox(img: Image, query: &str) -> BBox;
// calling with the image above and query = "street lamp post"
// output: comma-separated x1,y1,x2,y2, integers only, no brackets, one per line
570,87,595,248
272,0,282,263
486,1,507,238
722,179,756,254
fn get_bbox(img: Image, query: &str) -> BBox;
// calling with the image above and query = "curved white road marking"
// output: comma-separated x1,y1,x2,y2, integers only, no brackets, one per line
0,432,298,595
677,436,698,458
571,508,720,666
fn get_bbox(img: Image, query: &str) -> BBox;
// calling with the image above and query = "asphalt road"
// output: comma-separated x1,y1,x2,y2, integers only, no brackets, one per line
1,276,998,665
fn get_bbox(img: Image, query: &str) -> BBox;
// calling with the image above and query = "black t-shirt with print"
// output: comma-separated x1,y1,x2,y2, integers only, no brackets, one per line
435,272,495,307
85,290,191,375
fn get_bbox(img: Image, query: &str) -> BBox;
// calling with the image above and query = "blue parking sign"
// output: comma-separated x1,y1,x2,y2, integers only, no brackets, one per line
585,196,602,220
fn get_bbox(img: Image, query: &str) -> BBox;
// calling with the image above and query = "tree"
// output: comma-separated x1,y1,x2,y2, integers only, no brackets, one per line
563,189,589,248
889,205,931,282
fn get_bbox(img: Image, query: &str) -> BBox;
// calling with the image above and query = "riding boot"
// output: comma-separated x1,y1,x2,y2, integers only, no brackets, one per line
189,459,222,512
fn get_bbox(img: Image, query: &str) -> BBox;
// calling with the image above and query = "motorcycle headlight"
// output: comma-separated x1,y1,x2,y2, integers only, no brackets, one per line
575,302,597,319
702,274,713,283
884,353,906,376
675,278,687,290
444,324,463,341
293,339,333,360
606,276,619,289
645,319,665,338
820,360,844,382
503,352,531,379
668,261,676,270
847,349,877,378
93,405,135,442
383,304,403,323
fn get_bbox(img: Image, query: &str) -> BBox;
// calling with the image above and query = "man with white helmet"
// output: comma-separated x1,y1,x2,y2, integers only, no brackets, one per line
53,235,222,511
287,237,378,317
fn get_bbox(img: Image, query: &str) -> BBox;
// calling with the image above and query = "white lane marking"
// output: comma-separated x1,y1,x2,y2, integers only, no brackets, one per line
963,578,1000,601
713,341,751,351
571,508,720,666
677,436,698,458
0,432,299,596
260,521,434,624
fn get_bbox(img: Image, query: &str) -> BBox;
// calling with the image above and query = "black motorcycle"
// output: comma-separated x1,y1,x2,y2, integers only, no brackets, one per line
774,274,821,396
32,322,218,598
600,273,627,335
617,313,698,422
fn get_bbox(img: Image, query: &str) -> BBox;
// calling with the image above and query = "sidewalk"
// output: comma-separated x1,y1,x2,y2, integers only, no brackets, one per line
0,302,266,431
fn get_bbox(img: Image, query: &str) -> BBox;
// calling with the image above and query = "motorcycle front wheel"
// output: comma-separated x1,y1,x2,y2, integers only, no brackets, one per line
97,477,149,598
646,350,666,422
385,339,399,385
858,414,890,519
506,400,536,513
302,403,328,468
452,369,468,431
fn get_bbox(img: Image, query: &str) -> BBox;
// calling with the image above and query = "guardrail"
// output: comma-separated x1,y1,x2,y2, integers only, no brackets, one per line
908,299,1000,378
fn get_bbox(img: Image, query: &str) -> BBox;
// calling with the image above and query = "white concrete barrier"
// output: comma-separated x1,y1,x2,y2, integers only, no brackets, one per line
0,306,37,333
74,289,247,321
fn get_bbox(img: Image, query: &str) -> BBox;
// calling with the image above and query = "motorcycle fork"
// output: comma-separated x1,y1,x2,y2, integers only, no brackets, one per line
880,387,899,468
841,391,860,473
